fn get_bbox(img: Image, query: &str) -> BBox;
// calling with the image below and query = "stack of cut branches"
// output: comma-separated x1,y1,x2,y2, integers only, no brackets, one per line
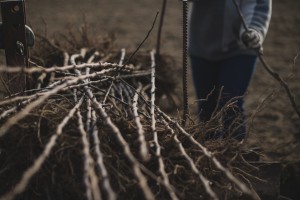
0,30,261,200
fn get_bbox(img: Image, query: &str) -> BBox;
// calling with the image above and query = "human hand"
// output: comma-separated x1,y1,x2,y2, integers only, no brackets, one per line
241,29,262,49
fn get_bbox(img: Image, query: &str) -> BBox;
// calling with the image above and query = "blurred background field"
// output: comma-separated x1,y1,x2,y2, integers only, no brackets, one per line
0,0,300,199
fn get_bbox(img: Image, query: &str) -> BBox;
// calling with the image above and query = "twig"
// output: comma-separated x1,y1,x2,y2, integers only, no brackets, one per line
79,109,93,200
87,51,100,64
72,56,107,200
123,11,159,66
0,95,37,119
91,110,117,200
160,116,217,200
77,106,102,200
86,68,92,132
156,107,258,199
211,86,224,118
258,55,300,118
63,52,70,66
72,52,154,199
103,81,114,104
119,48,126,66
150,50,179,200
36,72,47,90
233,167,267,183
0,67,119,138
120,82,133,106
132,83,149,161
0,97,84,200
0,82,69,137
0,62,131,74
86,89,155,200
232,0,300,119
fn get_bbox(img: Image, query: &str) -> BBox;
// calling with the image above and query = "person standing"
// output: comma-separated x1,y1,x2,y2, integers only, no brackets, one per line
188,0,272,140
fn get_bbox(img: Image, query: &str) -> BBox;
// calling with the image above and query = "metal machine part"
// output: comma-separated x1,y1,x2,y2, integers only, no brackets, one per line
0,0,29,93
182,0,189,126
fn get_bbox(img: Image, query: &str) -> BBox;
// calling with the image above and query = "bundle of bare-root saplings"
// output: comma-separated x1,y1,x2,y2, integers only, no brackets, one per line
0,29,261,200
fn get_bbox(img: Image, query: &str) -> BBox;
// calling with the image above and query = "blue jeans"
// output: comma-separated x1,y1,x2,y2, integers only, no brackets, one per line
190,54,257,140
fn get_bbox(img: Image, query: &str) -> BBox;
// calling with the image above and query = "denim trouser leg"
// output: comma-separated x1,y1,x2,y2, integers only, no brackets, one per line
190,56,219,121
190,54,257,140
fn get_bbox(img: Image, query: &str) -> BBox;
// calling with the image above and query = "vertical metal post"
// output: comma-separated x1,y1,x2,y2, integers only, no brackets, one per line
1,0,28,94
182,0,189,126
156,0,167,57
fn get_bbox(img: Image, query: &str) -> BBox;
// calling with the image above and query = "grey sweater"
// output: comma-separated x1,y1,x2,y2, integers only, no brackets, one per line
188,0,272,60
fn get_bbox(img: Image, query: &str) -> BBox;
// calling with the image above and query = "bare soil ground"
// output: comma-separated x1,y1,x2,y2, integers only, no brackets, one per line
1,0,300,199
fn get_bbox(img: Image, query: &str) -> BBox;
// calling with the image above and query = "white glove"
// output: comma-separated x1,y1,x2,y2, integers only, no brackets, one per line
241,29,262,49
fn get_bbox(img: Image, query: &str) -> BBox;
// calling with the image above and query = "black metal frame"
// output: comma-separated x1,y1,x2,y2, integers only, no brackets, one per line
0,0,28,93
